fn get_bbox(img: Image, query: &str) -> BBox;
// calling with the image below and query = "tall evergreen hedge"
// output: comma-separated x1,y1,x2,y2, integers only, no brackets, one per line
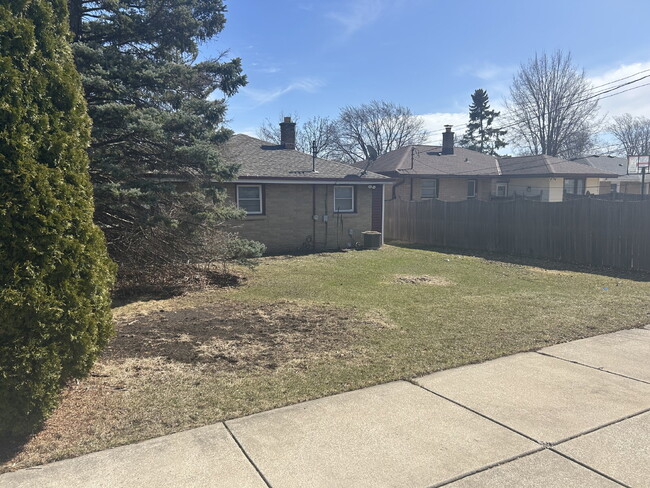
0,0,115,435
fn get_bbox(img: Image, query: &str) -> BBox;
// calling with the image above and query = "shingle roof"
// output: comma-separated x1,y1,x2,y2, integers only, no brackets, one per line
223,134,389,182
498,155,619,177
571,155,629,176
360,145,620,179
361,145,501,177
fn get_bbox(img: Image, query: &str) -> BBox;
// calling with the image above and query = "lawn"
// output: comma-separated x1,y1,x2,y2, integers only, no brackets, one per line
2,244,649,472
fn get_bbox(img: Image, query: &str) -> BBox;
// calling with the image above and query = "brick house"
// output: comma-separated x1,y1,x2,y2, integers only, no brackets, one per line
363,126,617,203
221,119,390,254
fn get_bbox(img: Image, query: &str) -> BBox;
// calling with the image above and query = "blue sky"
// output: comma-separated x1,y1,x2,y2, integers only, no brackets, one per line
203,0,650,148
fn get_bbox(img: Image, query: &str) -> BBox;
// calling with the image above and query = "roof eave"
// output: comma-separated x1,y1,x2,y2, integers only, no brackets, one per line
234,176,394,183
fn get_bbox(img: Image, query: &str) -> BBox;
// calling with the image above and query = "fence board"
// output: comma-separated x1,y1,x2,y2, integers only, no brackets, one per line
384,198,650,273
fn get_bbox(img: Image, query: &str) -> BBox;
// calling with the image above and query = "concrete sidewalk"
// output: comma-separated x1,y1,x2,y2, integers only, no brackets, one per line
2,327,649,488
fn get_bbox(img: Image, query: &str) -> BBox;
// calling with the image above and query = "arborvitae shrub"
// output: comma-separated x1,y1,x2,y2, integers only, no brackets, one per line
0,0,115,436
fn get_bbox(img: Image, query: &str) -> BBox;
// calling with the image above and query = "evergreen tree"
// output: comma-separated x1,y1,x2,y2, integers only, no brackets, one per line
0,0,115,435
68,0,248,268
459,89,507,155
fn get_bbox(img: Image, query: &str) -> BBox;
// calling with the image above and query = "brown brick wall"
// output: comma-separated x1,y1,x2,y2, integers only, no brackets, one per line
386,177,490,202
224,183,377,254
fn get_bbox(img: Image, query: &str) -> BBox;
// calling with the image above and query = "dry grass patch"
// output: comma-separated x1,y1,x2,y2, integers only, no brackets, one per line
4,245,649,473
1,298,373,473
108,299,364,370
392,274,453,286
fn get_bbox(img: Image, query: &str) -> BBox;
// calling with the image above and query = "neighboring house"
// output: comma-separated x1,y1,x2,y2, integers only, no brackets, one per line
572,155,649,196
496,154,617,201
362,126,617,203
221,118,391,254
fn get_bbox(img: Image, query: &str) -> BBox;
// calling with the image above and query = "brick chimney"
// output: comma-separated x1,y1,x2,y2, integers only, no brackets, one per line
280,116,296,150
442,125,454,155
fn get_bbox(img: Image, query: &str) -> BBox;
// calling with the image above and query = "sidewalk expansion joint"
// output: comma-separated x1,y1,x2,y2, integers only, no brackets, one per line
429,448,546,488
223,422,273,488
406,379,541,445
549,448,631,487
548,407,650,447
535,351,650,385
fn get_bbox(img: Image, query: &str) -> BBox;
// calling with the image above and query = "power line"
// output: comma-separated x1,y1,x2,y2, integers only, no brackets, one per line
589,67,650,90
436,68,650,137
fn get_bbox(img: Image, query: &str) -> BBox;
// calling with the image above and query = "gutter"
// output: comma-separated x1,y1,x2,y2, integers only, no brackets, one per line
233,178,393,185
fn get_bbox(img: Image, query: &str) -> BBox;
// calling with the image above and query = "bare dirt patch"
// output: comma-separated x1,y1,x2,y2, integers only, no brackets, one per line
393,274,453,286
1,298,376,473
108,299,363,371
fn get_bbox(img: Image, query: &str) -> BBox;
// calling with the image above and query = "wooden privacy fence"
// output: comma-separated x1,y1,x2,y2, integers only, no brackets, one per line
385,198,650,272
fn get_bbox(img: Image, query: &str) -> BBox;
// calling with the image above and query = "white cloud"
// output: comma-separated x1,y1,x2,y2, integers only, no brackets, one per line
257,66,281,74
237,127,258,138
326,0,386,37
588,62,650,122
241,78,324,106
456,62,515,82
418,112,468,145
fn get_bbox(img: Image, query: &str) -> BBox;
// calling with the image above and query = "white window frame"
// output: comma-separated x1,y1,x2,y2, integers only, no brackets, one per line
467,179,477,199
495,182,508,197
237,184,263,215
333,185,355,213
421,179,438,199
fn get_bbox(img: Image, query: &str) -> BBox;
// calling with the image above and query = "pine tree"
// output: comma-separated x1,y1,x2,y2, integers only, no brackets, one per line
68,0,248,268
0,0,115,435
459,89,507,155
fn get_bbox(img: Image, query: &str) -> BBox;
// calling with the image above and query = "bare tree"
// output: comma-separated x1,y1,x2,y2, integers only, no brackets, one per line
257,114,293,146
560,124,601,160
257,114,338,159
505,51,599,158
334,100,429,163
609,114,650,156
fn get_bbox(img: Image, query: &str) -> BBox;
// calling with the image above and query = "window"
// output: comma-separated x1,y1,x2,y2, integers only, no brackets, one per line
564,179,573,194
610,183,618,193
237,185,263,214
467,180,477,198
421,179,438,199
564,178,586,195
334,185,354,213
495,182,508,197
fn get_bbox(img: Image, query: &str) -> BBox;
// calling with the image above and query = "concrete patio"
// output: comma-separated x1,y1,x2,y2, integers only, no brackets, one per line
2,326,649,488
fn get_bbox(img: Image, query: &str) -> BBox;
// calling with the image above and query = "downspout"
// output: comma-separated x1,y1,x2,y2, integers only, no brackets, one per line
391,177,405,200
381,184,385,245
312,184,317,251
324,185,329,248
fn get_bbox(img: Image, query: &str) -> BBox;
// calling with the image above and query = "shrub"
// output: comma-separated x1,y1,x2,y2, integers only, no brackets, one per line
0,0,115,436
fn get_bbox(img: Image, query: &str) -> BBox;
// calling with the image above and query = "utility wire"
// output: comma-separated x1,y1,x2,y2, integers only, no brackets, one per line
434,68,650,138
